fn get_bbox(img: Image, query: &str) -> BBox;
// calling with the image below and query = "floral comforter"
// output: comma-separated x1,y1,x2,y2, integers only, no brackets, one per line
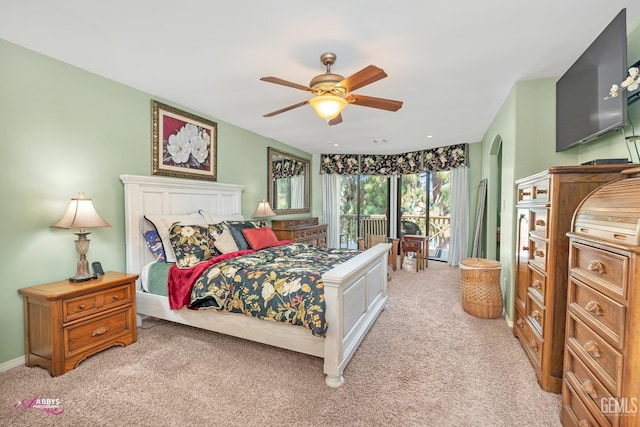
189,243,359,337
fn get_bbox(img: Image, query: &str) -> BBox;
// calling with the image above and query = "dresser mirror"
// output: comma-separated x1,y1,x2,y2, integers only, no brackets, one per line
268,147,310,214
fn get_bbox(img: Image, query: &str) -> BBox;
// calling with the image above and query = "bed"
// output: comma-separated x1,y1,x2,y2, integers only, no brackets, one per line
121,174,390,387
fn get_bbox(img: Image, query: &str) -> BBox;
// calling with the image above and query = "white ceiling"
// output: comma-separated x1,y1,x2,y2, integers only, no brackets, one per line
1,1,639,155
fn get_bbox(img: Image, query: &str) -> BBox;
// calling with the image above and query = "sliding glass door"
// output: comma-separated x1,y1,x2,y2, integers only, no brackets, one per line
339,175,388,248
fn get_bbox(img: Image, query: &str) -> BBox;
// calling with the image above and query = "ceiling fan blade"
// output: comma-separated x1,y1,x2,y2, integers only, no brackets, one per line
260,77,312,92
350,94,403,111
338,65,387,92
263,100,309,117
328,114,343,126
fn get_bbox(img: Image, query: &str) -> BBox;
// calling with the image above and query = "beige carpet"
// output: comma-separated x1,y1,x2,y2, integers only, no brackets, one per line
1,261,561,426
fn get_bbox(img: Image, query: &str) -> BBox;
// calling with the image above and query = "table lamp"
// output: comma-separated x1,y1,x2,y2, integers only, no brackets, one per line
51,193,111,282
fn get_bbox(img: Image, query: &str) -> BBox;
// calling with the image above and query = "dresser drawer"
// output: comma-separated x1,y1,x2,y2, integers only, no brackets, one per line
566,314,623,395
562,379,603,427
528,267,546,304
529,237,548,272
568,277,625,349
63,284,131,323
517,178,550,203
527,291,545,335
515,310,543,369
571,242,627,300
65,307,133,355
565,346,615,427
530,208,549,238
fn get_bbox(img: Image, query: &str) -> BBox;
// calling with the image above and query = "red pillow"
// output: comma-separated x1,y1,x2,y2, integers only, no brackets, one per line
242,226,280,250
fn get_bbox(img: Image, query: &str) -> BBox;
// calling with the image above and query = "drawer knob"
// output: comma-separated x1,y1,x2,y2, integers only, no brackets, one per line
522,246,529,252
531,280,542,290
531,310,541,322
585,301,603,316
91,326,109,337
112,295,119,301
581,379,597,400
534,250,545,257
534,219,546,226
584,340,601,358
516,319,524,328
529,339,538,351
578,420,591,427
79,304,85,310
587,260,605,274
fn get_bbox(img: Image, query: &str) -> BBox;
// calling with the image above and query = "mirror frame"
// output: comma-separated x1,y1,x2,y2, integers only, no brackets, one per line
267,147,310,215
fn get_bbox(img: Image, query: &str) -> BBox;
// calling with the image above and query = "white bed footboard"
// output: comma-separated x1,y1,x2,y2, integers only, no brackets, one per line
322,242,390,387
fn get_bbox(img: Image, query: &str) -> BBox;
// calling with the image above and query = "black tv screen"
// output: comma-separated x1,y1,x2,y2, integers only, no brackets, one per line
556,9,628,152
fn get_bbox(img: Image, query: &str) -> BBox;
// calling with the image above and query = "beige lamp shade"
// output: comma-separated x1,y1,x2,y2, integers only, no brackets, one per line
253,199,276,218
51,193,111,230
308,94,348,121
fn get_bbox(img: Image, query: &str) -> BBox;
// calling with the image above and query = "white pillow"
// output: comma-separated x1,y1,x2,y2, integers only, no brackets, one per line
144,213,207,263
199,210,244,224
213,227,239,253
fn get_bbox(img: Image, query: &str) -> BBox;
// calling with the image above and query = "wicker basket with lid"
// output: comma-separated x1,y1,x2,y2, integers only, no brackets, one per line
459,258,503,318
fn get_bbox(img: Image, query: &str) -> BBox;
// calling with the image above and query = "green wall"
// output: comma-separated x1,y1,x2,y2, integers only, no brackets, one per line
478,18,640,323
0,38,316,365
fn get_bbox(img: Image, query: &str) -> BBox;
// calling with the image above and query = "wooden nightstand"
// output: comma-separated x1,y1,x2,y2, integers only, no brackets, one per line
18,271,138,376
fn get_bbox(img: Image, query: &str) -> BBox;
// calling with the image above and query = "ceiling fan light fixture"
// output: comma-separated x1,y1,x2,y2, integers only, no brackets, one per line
308,95,348,121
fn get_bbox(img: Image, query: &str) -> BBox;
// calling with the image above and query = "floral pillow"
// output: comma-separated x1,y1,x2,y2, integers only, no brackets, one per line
142,229,166,262
168,224,218,269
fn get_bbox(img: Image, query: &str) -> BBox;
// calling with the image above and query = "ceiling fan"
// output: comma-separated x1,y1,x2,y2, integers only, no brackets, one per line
260,52,403,125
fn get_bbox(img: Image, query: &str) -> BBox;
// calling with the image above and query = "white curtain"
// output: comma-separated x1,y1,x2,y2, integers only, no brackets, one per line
322,173,340,248
290,175,304,209
448,166,469,266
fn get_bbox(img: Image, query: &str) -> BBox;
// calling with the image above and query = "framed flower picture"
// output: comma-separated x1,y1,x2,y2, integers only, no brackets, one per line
151,100,217,181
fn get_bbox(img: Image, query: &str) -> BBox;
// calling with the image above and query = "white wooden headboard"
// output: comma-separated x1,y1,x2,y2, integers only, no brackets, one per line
120,174,244,279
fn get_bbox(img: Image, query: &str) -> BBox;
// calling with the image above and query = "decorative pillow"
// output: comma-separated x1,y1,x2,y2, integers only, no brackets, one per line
142,229,166,262
226,221,262,251
144,213,207,263
212,227,239,254
199,211,244,224
242,227,280,251
168,224,217,269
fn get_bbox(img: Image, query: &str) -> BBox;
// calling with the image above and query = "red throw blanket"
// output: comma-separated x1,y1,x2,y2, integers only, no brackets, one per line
167,250,254,310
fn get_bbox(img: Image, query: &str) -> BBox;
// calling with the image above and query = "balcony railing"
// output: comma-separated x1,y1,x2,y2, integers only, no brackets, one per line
339,214,450,253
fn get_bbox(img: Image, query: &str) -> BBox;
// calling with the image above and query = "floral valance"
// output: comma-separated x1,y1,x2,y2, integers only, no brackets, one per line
272,158,305,179
320,143,468,175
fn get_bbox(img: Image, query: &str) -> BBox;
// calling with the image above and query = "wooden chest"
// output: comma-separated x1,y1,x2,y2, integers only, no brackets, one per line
562,167,640,426
271,217,327,246
513,164,628,393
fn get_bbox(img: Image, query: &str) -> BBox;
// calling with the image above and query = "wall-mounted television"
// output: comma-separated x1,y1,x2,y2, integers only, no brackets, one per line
556,9,628,152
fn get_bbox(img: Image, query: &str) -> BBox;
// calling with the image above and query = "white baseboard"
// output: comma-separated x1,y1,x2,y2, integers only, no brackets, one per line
0,355,25,372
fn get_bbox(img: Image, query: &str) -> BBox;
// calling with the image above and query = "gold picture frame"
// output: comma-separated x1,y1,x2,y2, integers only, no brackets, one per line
151,100,217,181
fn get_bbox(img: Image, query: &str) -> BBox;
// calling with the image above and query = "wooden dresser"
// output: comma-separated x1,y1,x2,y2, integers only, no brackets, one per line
271,217,327,246
18,271,138,376
562,167,640,426
513,165,628,393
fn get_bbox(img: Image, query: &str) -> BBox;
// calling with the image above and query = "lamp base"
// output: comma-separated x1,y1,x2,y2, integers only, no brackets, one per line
69,274,98,283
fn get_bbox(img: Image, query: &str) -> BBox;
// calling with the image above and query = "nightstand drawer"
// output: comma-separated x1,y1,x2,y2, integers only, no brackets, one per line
65,307,133,354
63,284,131,323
